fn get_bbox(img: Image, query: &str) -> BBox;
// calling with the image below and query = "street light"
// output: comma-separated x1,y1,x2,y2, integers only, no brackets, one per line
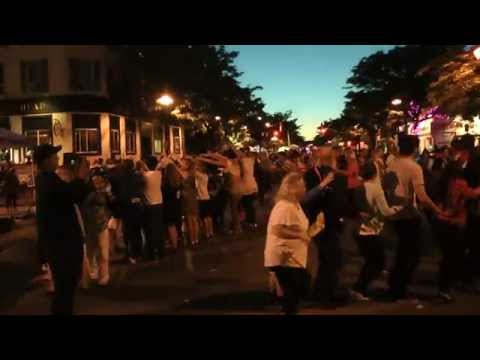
391,98,402,106
215,116,221,121
156,94,174,107
265,122,271,128
473,46,480,60
257,116,262,121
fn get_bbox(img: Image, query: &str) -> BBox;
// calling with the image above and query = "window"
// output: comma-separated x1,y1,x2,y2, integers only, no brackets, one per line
72,114,100,154
21,59,48,93
0,63,4,94
110,115,120,154
74,128,99,154
170,126,182,155
125,118,136,154
69,59,101,92
0,117,9,130
23,116,52,146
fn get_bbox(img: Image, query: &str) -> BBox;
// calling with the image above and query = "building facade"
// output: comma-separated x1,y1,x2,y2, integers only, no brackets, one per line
0,45,185,164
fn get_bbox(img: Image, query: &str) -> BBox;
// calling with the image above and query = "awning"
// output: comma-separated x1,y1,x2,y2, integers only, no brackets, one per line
0,128,35,148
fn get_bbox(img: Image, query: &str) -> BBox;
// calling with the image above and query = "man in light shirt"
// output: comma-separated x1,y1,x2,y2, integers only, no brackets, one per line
142,156,164,261
385,134,442,302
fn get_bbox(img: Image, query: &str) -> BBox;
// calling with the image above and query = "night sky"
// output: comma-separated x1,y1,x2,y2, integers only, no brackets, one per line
227,45,395,140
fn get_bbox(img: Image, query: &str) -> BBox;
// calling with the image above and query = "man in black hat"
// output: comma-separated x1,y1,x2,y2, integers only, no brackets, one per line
34,144,90,315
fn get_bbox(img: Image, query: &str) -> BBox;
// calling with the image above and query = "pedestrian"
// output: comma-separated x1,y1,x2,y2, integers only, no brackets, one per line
118,159,145,264
196,160,214,241
141,156,165,260
350,161,402,301
162,163,183,251
434,160,480,303
385,134,442,302
305,146,350,305
5,167,20,218
34,144,90,315
81,170,114,286
264,172,312,315
179,158,200,247
239,148,259,229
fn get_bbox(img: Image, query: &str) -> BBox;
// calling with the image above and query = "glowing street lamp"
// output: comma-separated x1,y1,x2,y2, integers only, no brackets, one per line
391,98,402,106
215,116,222,121
473,46,480,61
257,116,263,121
265,122,271,128
156,94,174,107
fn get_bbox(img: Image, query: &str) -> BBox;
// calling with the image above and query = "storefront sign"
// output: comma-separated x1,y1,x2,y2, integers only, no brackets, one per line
19,102,48,114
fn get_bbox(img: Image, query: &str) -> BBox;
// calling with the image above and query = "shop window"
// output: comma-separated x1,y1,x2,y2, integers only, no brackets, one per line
21,59,48,94
0,117,9,130
125,118,136,154
23,116,52,146
170,126,182,155
110,115,120,154
69,59,101,92
72,114,100,154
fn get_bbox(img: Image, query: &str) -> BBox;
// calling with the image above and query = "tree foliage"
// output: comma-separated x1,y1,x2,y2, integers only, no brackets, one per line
425,48,480,117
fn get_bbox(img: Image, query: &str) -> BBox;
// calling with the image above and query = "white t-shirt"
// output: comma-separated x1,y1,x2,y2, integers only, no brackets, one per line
143,170,163,205
264,200,310,269
195,171,210,200
240,156,258,195
387,156,425,209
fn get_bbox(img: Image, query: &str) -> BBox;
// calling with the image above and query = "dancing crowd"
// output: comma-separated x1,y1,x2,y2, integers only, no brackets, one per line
31,131,480,315
265,133,480,314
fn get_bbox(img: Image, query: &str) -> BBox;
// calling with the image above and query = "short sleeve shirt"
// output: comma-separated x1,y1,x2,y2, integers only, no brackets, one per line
264,200,310,268
387,156,425,209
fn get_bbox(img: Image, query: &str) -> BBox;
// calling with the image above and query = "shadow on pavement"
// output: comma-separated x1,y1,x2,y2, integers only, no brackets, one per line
174,290,273,313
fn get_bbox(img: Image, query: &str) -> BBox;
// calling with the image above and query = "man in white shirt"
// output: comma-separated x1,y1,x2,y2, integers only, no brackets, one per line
385,134,442,301
142,156,164,260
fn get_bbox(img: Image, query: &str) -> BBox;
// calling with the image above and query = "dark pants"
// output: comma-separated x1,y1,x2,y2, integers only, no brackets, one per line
143,204,164,259
213,189,229,232
241,193,257,225
49,251,83,315
435,221,465,293
464,215,480,284
314,227,343,300
388,217,422,299
123,204,144,259
354,234,386,295
269,266,310,315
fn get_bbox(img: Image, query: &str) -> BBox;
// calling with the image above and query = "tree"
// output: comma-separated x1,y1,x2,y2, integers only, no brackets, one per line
108,45,268,153
341,45,464,147
425,48,480,117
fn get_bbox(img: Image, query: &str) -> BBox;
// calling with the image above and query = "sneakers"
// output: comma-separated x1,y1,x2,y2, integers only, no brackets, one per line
349,290,371,302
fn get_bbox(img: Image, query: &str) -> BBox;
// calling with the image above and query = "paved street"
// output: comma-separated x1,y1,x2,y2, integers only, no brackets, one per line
2,209,480,316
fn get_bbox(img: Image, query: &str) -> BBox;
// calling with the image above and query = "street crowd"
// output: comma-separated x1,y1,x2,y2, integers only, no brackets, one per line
31,132,480,315
266,133,480,314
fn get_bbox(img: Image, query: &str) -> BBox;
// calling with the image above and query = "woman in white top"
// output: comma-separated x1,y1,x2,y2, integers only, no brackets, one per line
264,172,312,315
195,160,214,240
350,161,402,301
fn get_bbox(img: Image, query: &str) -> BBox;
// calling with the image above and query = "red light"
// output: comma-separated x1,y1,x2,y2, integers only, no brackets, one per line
273,131,279,136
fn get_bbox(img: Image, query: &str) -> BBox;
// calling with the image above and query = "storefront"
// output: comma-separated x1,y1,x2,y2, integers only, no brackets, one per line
408,115,480,152
0,97,186,164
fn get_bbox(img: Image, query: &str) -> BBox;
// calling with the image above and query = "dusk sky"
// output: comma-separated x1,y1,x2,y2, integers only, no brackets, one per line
227,45,395,140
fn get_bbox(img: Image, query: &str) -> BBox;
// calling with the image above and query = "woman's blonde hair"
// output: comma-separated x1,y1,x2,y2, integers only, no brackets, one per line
275,172,305,204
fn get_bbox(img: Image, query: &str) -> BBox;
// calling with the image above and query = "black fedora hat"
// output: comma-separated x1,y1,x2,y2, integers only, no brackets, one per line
33,144,62,165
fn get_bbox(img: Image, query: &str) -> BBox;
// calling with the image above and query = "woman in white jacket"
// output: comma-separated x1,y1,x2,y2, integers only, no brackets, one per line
350,161,403,301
